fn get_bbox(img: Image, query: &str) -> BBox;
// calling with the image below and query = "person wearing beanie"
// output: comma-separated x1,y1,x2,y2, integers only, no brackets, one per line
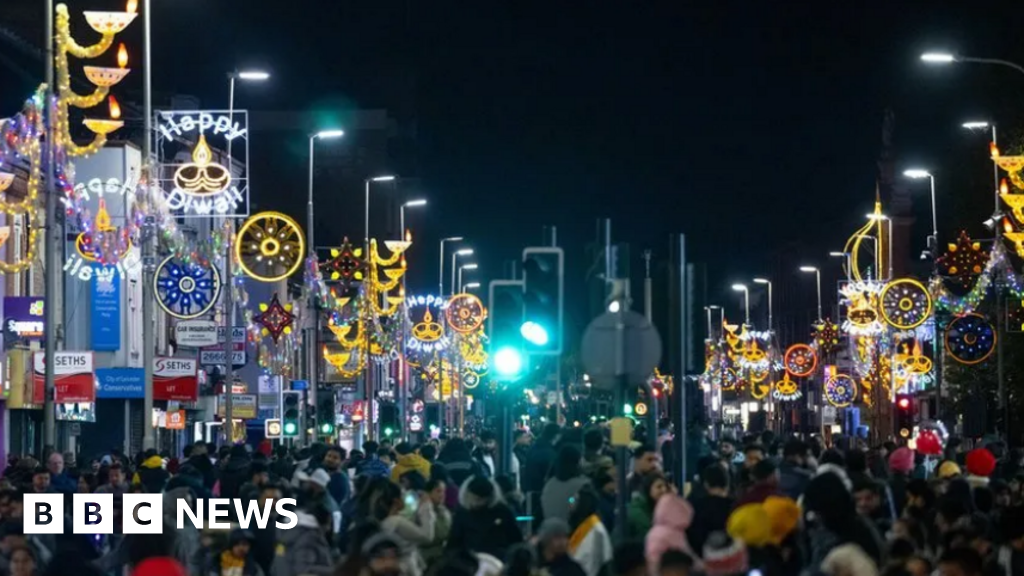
208,529,261,576
762,496,800,546
702,532,748,576
888,447,914,516
645,494,699,574
536,518,586,576
966,448,997,489
938,460,962,480
447,476,523,561
726,504,772,549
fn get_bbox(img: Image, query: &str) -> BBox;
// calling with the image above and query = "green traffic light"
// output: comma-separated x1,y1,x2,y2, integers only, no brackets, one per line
283,422,298,435
384,427,394,437
319,422,334,434
494,346,524,376
623,403,633,416
520,321,549,346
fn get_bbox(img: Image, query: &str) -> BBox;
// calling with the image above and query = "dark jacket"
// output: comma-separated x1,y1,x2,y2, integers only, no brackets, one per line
271,511,334,576
355,456,390,479
133,456,169,493
440,448,484,489
50,472,77,494
326,470,350,505
778,461,813,500
447,478,523,560
219,455,252,500
522,439,557,494
543,553,587,576
206,551,264,576
687,494,733,553
186,454,217,490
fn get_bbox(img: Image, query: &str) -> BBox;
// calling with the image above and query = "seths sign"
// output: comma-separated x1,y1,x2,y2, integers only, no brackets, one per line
33,352,95,404
153,357,198,402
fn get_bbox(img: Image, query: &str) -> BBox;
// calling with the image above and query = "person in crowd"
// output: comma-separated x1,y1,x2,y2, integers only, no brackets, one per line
628,473,671,538
513,430,532,472
566,486,612,576
541,445,591,524
419,478,452,567
474,431,498,477
132,450,169,493
936,546,985,576
887,446,914,516
76,473,96,494
657,549,693,576
320,446,350,507
238,461,270,504
591,472,617,533
45,453,74,494
646,492,698,572
7,545,37,576
373,480,433,574
535,519,586,576
207,528,262,576
735,459,780,507
687,464,734,554
581,428,613,480
627,444,661,496
966,448,997,489
523,424,560,495
250,484,283,576
854,478,893,536
29,468,49,494
802,468,884,568
447,476,522,560
297,469,341,536
701,532,748,576
495,474,525,518
439,438,485,489
272,502,334,576
356,442,391,479
777,439,813,500
391,443,431,485
734,444,765,495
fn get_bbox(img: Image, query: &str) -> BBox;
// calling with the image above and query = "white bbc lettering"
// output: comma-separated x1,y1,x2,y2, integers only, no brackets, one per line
233,499,274,529
207,498,231,529
274,499,298,529
23,494,64,534
123,494,163,534
72,493,113,534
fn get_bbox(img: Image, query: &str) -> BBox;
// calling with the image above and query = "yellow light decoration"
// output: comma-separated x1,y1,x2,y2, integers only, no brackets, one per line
750,381,770,400
843,190,887,282
879,278,932,330
82,96,124,135
371,239,404,267
1005,231,1024,258
82,66,130,88
411,309,444,342
74,198,131,262
235,211,306,282
994,151,1024,190
82,10,137,35
173,135,231,194
323,346,366,379
328,320,362,350
1003,191,1024,225
0,173,12,193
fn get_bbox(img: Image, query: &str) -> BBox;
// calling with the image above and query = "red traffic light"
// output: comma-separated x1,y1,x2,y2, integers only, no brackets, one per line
898,397,911,410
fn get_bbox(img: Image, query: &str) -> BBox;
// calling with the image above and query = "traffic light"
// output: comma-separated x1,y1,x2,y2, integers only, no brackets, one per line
488,280,527,381
896,394,914,439
282,391,302,438
379,403,398,436
521,247,564,355
318,389,336,436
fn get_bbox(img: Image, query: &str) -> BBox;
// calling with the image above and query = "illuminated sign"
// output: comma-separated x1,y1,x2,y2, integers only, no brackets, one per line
155,110,249,218
406,294,450,353
3,297,45,340
63,176,141,282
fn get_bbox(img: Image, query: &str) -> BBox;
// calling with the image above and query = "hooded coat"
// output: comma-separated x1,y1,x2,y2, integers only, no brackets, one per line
391,452,432,484
447,478,523,560
219,451,253,501
133,455,169,492
645,494,699,572
271,511,334,576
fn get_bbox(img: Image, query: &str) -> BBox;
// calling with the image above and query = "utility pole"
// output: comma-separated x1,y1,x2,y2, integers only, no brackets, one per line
141,0,156,451
43,0,57,448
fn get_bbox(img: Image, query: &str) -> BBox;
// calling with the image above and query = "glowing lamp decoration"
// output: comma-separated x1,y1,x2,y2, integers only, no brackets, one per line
936,231,988,287
822,366,857,408
74,198,131,263
153,256,222,319
771,373,802,402
406,294,451,353
83,6,138,34
235,211,306,282
1005,230,1024,258
173,135,231,194
320,238,364,283
253,293,296,344
0,172,13,193
993,144,1024,190
445,293,487,333
812,318,842,355
83,96,124,135
82,43,130,88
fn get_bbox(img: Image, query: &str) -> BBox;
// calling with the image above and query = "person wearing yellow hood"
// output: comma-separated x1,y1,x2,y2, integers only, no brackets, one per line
391,442,431,484
133,449,169,493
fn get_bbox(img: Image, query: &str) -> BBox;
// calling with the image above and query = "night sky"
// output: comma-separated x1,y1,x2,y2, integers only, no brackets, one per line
5,0,1024,326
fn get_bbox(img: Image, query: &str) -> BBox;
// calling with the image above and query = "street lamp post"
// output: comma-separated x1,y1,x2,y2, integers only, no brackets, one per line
463,282,481,291
866,212,894,280
439,237,463,296
799,266,823,322
903,169,938,259
458,263,478,294
753,278,773,330
451,249,473,297
731,284,750,326
963,121,1001,215
221,69,268,445
365,175,396,250
400,199,427,239
921,52,1024,76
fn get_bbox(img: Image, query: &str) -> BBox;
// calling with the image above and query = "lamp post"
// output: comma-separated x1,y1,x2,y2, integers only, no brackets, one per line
799,266,823,322
829,251,852,273
866,211,894,280
304,128,343,444
903,169,938,259
752,278,773,330
221,69,269,445
962,121,1001,214
365,175,396,250
463,282,481,291
400,199,427,239
451,249,473,297
731,284,750,326
921,52,1024,76
439,237,464,296
458,263,478,294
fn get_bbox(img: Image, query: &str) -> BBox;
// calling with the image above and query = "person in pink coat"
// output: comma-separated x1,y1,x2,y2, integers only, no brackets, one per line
645,493,701,573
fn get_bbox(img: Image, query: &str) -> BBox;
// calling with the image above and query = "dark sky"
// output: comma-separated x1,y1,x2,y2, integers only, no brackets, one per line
6,0,1024,324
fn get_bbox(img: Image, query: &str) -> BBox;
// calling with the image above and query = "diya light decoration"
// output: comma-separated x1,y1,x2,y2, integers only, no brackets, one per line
945,313,996,365
783,344,817,378
772,373,802,401
936,231,988,287
841,282,884,335
993,143,1024,191
172,135,231,195
252,293,296,343
153,256,221,319
446,293,487,334
236,211,306,282
880,278,932,330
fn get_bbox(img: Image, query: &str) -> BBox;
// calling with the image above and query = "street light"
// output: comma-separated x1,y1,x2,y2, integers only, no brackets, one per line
458,263,478,294
704,305,722,340
920,52,1024,75
731,284,750,326
237,70,271,81
439,237,464,295
400,199,427,239
365,175,396,249
463,282,481,291
962,121,1001,217
830,251,853,275
451,249,473,297
307,129,345,253
752,278,773,330
903,169,938,257
920,52,956,63
799,266,823,322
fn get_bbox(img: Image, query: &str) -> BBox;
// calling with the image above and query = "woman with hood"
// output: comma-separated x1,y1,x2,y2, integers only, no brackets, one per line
801,469,884,570
627,473,670,538
567,486,613,576
644,493,698,574
272,502,335,576
541,445,591,524
447,476,523,560
391,443,431,485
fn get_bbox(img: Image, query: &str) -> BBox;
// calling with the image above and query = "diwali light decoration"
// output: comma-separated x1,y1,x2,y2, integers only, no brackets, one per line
772,373,802,401
842,282,884,335
880,278,932,330
319,238,365,283
252,293,295,343
783,344,817,378
407,294,449,352
936,231,988,287
892,339,934,392
153,256,221,319
173,135,231,194
446,293,487,334
843,191,889,282
945,313,996,365
823,366,857,408
236,211,306,282
813,319,842,355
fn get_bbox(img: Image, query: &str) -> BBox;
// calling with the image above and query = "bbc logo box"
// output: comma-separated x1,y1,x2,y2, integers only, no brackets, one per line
24,494,163,535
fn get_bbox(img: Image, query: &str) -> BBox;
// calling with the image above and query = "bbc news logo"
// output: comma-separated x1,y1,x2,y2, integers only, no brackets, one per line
23,495,298,534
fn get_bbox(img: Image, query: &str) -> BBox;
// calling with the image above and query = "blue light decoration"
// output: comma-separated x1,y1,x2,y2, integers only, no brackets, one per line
945,313,996,365
154,256,221,319
823,365,857,408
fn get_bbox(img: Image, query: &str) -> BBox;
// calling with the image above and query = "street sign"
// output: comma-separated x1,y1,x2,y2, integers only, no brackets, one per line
218,394,257,419
174,321,219,347
581,309,662,389
217,326,247,344
200,349,246,368
290,380,309,391
265,418,282,438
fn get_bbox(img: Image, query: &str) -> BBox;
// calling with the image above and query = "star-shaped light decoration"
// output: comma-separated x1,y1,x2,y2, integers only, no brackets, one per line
320,237,365,284
253,293,296,343
936,230,988,287
813,318,842,355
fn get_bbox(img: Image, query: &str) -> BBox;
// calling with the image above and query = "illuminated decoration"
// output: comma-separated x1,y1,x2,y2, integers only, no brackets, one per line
892,340,934,392
462,370,481,390
0,227,10,250
841,281,884,335
914,420,949,457
945,313,996,365
0,172,13,193
813,319,842,355
253,294,296,343
323,345,365,380
783,344,817,377
823,366,857,408
0,92,44,274
635,402,648,416
328,318,362,350
936,231,988,287
931,242,1011,315
842,191,889,282
737,339,769,371
993,143,1024,190
880,278,932,330
720,367,739,391
236,211,306,282
154,256,222,319
772,373,802,401
155,109,249,217
446,293,487,333
750,379,770,400
319,239,365,283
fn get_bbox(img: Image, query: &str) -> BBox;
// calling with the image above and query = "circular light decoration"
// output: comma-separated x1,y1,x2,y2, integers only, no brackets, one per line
772,373,802,402
946,313,996,365
462,369,481,390
749,365,770,384
823,373,857,408
720,367,738,391
446,293,487,334
880,278,932,330
253,293,296,343
813,319,842,355
154,256,221,319
783,344,817,378
914,420,949,456
236,211,306,282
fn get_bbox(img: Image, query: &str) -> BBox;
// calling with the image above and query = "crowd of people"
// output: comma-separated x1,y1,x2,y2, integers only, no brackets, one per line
0,426,1019,576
